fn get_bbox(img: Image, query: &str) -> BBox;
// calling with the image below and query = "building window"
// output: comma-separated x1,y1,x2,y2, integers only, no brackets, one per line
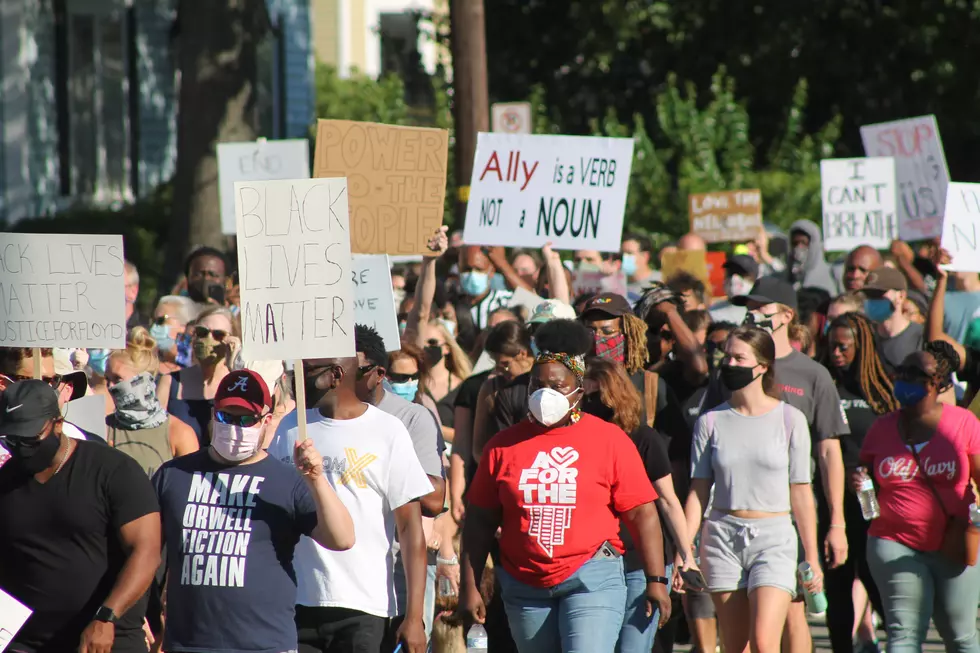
60,4,132,202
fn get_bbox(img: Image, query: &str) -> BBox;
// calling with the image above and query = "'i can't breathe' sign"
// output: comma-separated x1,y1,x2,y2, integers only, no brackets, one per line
462,133,634,252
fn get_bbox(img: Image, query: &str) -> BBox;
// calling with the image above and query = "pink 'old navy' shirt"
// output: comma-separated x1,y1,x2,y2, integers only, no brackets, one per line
860,405,980,552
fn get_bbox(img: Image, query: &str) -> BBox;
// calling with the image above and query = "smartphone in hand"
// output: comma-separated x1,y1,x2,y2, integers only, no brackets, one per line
680,569,708,592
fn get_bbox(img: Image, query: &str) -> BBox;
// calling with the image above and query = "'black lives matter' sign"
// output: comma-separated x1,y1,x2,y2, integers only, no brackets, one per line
235,178,356,361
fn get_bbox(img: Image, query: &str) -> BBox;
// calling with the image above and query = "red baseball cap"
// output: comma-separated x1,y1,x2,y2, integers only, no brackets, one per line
214,370,272,415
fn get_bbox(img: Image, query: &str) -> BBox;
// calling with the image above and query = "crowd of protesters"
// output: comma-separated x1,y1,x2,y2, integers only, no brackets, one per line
2,220,980,653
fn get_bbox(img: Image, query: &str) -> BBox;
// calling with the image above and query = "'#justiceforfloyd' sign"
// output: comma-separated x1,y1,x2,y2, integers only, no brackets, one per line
462,133,635,252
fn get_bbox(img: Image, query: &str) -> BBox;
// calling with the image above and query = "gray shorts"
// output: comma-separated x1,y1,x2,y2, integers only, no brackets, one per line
700,510,797,596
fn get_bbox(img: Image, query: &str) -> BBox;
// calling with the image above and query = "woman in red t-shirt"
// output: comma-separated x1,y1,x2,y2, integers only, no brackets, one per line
858,343,980,653
458,319,670,653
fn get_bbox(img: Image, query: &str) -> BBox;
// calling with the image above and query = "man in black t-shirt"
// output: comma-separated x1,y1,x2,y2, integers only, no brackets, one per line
0,380,161,653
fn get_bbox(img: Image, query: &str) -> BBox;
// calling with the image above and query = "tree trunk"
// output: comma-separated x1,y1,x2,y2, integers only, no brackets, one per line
166,0,268,285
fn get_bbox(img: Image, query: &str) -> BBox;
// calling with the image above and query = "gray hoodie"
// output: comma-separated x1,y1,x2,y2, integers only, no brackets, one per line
788,219,840,296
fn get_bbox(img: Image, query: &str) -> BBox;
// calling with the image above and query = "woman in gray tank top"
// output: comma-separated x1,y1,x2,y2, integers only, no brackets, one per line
682,326,821,653
106,327,198,477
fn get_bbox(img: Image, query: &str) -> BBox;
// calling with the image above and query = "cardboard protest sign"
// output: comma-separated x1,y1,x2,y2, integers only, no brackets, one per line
0,587,31,651
688,190,763,244
0,233,126,349
861,115,949,241
820,158,898,252
492,102,532,134
312,120,449,255
705,251,727,300
235,178,356,361
217,139,310,235
939,183,980,272
462,133,635,252
661,250,709,291
352,254,400,351
572,264,628,298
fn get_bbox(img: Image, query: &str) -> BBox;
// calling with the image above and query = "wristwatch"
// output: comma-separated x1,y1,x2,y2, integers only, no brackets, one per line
646,575,670,586
93,606,118,624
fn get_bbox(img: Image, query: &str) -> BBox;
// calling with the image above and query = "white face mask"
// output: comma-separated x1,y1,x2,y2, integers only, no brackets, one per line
528,387,580,427
211,422,264,462
725,274,754,300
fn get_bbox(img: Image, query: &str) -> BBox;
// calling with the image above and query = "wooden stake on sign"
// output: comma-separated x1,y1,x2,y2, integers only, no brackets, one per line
294,359,308,442
32,348,42,380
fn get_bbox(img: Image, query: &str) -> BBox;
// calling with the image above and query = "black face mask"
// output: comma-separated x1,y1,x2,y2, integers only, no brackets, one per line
292,368,339,408
424,345,444,367
187,279,225,305
719,364,760,392
7,434,62,474
580,392,614,423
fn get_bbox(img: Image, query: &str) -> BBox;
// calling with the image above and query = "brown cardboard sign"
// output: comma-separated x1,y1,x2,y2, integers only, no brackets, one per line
688,189,763,244
313,120,449,255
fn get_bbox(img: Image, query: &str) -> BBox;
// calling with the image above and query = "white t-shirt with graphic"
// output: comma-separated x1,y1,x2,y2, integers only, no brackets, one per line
268,404,433,618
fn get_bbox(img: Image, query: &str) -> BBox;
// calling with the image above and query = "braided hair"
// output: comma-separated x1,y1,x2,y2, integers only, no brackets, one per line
622,313,649,376
825,312,898,415
924,340,960,392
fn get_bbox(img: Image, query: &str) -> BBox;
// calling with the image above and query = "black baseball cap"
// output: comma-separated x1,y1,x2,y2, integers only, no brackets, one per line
0,380,61,439
723,255,759,279
732,276,799,311
581,293,632,319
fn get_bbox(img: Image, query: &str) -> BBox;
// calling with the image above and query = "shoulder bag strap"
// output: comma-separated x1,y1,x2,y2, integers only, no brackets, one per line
644,370,659,429
898,416,951,518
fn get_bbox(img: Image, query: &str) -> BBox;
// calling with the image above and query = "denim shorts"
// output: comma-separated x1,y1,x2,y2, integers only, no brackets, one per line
700,510,798,595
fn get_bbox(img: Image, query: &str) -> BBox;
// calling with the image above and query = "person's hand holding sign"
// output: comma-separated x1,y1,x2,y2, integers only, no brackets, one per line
294,440,325,480
425,226,449,258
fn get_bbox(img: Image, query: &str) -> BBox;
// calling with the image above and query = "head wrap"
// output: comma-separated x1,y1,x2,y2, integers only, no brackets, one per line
535,352,586,381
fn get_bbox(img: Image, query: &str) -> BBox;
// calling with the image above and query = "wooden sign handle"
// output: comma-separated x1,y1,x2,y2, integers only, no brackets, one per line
293,359,307,442
33,348,42,380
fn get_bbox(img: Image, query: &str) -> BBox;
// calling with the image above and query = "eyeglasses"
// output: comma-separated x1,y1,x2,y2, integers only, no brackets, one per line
829,343,851,353
194,326,228,341
214,410,266,428
357,365,377,379
0,373,61,388
587,326,622,338
387,371,420,383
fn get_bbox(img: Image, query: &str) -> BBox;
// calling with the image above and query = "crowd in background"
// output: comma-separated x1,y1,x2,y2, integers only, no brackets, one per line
2,217,980,653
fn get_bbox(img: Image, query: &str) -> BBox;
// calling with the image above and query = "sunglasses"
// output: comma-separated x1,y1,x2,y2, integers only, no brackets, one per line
357,364,378,379
214,410,265,428
153,315,170,326
387,371,419,384
0,373,61,388
194,326,228,341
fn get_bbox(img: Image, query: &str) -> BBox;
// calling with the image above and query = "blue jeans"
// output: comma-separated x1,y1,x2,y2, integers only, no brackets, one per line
497,556,627,653
615,565,673,653
867,536,980,653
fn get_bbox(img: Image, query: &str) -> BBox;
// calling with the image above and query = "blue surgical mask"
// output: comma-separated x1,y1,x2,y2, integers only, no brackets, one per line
389,379,419,402
864,298,895,323
87,349,109,376
621,254,637,276
438,318,457,337
893,379,928,407
461,271,490,296
150,323,174,352
490,273,508,291
399,321,408,335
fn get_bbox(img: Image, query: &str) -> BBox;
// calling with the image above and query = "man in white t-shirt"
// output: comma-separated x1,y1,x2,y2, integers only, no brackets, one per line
268,355,432,653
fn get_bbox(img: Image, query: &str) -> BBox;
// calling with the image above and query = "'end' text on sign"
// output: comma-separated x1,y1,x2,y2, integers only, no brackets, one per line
0,233,126,349
235,178,356,361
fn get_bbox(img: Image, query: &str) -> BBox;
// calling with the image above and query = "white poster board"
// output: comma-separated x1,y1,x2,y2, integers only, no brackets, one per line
0,233,126,349
462,133,635,252
0,588,31,652
235,178,356,361
820,158,898,252
508,287,545,315
939,183,980,272
63,394,109,441
860,115,949,241
352,254,400,351
218,139,311,235
491,102,532,134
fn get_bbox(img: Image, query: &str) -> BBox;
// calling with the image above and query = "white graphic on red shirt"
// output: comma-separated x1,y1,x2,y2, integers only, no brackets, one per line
877,455,957,482
517,447,579,557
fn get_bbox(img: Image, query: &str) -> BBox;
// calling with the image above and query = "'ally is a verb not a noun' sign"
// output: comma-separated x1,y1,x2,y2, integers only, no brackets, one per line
462,133,634,252
234,178,356,361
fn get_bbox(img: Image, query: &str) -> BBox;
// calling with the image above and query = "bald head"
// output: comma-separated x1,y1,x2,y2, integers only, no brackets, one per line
460,246,492,273
844,246,883,291
678,233,707,251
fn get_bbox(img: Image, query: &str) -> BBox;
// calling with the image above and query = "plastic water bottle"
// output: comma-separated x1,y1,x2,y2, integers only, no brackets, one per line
970,503,980,527
438,576,456,599
857,467,880,520
466,624,489,653
798,562,828,615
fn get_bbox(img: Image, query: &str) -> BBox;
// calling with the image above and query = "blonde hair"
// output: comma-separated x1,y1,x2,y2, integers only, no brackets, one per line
110,327,160,375
428,319,473,379
195,305,241,338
